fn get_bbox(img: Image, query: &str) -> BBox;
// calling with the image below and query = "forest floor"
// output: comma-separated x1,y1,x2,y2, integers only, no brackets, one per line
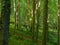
0,28,57,45
9,30,41,45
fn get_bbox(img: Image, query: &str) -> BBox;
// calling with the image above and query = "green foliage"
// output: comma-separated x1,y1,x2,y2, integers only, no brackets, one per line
9,0,58,45
0,0,58,45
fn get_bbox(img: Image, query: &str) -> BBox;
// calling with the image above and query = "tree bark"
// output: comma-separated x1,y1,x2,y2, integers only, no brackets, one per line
42,0,48,45
32,0,36,44
36,0,40,45
1,0,11,45
58,0,60,45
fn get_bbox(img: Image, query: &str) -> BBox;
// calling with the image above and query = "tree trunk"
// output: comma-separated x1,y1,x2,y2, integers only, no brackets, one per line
58,0,60,45
1,0,11,45
13,0,18,31
42,0,48,45
14,0,20,31
36,0,40,45
17,0,20,30
32,0,36,44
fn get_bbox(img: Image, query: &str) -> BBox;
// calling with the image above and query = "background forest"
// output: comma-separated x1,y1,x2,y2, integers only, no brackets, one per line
0,0,59,45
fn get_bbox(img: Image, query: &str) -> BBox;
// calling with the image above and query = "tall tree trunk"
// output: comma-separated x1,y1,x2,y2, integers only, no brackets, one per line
1,0,11,45
14,0,20,31
0,0,2,30
36,0,40,45
17,0,20,30
32,0,36,44
58,0,60,45
42,0,48,45
13,0,18,31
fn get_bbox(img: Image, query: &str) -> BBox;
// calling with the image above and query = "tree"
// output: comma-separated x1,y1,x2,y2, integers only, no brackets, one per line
13,0,20,31
17,0,20,30
1,0,11,45
36,0,40,45
13,0,18,31
58,0,60,45
32,0,36,44
0,0,2,30
0,12,2,30
42,0,48,45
